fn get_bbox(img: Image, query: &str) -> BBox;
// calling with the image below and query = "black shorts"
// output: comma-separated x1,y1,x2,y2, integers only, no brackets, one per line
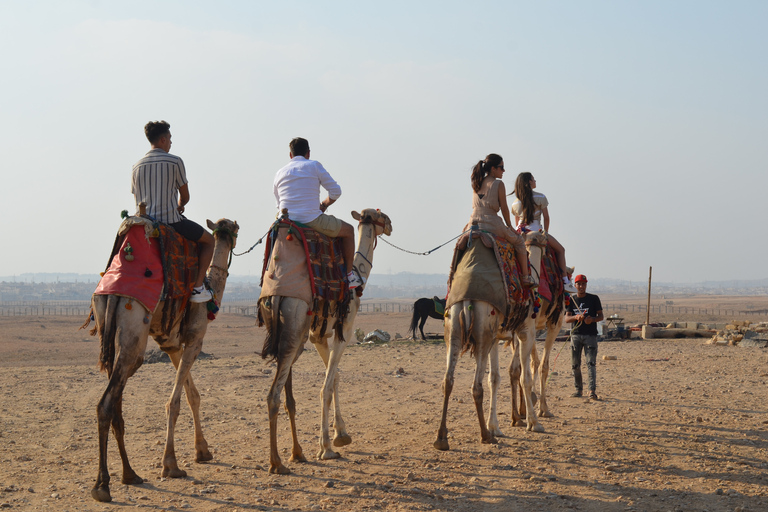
170,218,205,242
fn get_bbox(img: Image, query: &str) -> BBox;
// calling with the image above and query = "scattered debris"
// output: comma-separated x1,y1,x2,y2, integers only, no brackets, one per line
708,321,768,347
362,330,391,343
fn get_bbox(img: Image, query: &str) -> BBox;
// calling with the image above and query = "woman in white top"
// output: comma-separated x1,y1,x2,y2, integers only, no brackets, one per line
466,154,534,287
511,172,576,293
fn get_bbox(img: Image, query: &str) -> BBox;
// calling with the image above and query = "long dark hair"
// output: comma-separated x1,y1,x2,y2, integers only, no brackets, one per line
514,172,535,225
470,153,503,193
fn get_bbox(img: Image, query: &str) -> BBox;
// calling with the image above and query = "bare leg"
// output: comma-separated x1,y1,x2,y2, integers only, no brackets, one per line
547,234,568,274
195,230,214,288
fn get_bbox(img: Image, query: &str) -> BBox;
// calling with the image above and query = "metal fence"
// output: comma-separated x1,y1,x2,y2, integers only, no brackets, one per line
2,300,765,319
0,301,415,317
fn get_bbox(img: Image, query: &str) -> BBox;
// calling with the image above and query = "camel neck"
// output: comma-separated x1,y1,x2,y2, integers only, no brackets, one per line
206,238,233,301
352,223,377,289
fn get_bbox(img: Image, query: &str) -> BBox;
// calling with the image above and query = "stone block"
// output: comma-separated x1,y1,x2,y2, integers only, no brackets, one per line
642,325,656,339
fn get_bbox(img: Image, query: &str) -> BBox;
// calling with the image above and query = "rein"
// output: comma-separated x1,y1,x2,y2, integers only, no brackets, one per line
211,226,239,270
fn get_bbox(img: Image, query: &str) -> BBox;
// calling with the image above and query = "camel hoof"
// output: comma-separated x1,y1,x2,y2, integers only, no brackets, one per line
333,434,352,447
122,473,144,485
317,449,340,460
162,467,187,478
538,410,554,418
481,436,498,445
269,464,291,475
196,450,214,462
91,487,112,503
527,423,546,433
433,439,449,451
289,453,307,463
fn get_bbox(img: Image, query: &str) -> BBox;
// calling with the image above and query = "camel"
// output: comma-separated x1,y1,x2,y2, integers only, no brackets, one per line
88,218,239,503
258,208,392,475
408,296,446,341
434,231,545,451
502,233,569,424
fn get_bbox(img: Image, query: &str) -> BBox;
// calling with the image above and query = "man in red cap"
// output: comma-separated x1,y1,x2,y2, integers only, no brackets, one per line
564,274,604,400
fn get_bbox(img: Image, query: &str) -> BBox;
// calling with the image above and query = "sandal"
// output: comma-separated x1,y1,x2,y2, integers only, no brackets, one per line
589,392,599,400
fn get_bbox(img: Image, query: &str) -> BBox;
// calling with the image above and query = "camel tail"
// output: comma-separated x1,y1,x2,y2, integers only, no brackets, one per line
98,296,119,375
259,296,282,361
458,302,476,357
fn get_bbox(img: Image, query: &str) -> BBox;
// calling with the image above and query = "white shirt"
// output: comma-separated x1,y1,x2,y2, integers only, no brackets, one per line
273,156,342,224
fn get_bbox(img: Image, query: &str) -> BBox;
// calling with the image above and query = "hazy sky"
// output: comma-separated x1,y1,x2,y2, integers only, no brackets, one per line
1,1,765,283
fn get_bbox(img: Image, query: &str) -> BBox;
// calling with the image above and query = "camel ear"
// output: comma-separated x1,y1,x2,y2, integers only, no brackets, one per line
351,211,361,221
206,219,217,230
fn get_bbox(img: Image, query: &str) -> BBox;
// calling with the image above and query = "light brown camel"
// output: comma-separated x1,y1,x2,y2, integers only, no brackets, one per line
259,208,392,475
434,233,545,452
502,232,569,424
88,218,239,503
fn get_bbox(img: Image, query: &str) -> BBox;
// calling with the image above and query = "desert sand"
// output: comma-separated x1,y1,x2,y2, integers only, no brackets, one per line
1,304,768,511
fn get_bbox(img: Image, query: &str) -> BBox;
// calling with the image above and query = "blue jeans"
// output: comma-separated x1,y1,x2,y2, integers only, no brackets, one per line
571,334,598,393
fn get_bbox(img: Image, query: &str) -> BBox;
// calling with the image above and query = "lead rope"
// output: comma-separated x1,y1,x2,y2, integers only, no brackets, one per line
379,228,473,256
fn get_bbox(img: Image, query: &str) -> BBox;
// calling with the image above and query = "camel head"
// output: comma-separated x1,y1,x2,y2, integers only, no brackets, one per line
351,209,392,237
207,218,240,248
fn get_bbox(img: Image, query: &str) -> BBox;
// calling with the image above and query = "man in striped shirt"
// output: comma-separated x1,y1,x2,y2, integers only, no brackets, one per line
132,121,214,303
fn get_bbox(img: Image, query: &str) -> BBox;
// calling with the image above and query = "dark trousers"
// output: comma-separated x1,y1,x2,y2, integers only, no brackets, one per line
571,334,598,393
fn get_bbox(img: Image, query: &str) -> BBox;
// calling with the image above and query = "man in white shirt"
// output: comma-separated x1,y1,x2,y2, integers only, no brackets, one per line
273,138,361,288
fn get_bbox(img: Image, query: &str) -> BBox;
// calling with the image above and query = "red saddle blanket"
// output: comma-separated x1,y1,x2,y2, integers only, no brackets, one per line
94,218,197,315
258,218,351,338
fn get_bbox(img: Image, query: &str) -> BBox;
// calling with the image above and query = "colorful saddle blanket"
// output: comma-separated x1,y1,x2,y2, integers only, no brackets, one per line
93,217,198,318
446,230,531,333
258,218,351,337
536,245,565,324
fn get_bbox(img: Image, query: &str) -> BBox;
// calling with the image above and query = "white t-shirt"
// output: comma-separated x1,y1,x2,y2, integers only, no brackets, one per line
511,191,549,232
273,156,342,224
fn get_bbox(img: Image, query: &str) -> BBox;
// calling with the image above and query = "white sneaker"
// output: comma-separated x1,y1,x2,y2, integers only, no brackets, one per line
347,271,365,289
190,286,213,303
563,278,577,294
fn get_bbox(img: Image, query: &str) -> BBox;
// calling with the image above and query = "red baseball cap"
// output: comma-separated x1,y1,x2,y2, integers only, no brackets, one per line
574,274,587,283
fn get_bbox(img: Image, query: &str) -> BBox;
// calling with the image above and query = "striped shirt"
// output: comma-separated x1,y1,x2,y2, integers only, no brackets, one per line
131,149,188,224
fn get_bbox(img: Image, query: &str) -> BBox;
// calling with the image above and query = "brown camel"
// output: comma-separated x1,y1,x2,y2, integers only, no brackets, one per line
434,232,545,452
502,232,569,424
88,218,239,503
259,208,392,475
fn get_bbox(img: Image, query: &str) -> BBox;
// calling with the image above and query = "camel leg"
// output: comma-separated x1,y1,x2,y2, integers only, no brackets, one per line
315,338,346,460
486,340,502,438
314,339,351,448
266,299,310,475
92,299,148,502
434,305,462,451
507,336,524,427
160,333,211,478
284,369,307,463
517,326,545,433
537,323,559,418
472,340,496,445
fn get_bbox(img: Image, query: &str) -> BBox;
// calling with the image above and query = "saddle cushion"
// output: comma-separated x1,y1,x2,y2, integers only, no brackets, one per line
446,231,530,332
94,220,164,313
258,219,350,335
94,217,198,315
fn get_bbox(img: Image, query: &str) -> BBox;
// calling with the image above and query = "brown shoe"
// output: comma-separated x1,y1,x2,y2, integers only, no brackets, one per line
570,391,582,398
589,391,599,400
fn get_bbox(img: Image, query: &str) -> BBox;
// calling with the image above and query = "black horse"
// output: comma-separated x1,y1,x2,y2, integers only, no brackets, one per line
408,297,446,340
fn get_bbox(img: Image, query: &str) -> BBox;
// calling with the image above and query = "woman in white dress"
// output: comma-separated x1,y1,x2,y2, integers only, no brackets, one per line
511,172,576,294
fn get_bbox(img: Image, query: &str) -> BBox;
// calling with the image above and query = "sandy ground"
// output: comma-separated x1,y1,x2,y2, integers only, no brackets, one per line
2,304,768,511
